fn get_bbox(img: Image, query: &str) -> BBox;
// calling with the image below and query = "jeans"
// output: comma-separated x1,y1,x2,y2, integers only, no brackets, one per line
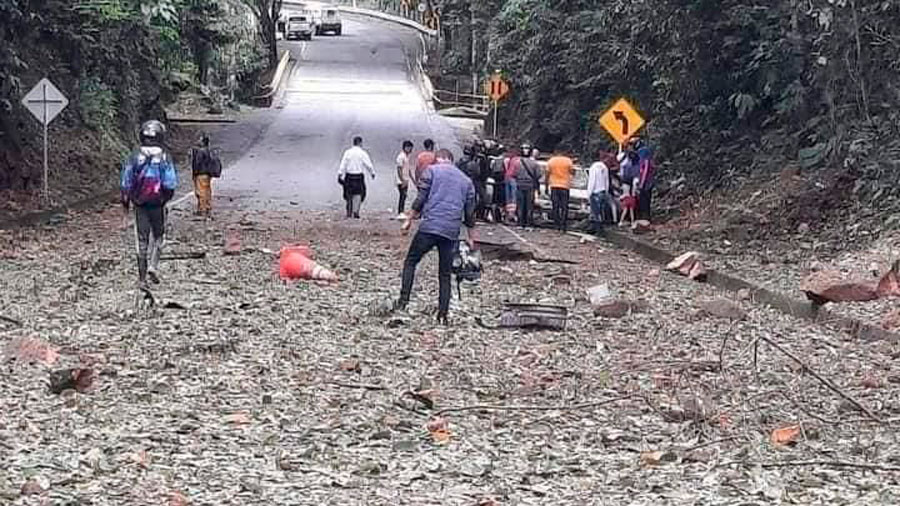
517,187,535,227
397,184,408,214
399,231,455,316
550,188,570,231
590,191,615,223
134,205,165,283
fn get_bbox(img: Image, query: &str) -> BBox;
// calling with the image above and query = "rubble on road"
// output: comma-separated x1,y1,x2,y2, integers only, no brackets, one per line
0,207,898,505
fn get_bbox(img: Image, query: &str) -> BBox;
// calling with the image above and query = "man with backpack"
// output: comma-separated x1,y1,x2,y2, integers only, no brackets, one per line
190,133,222,217
120,120,179,289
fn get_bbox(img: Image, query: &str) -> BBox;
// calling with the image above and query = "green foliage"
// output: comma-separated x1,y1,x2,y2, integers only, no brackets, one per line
434,0,900,202
0,0,262,189
79,77,117,131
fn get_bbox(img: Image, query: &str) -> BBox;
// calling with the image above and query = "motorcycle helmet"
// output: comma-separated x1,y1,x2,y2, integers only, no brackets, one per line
139,120,167,147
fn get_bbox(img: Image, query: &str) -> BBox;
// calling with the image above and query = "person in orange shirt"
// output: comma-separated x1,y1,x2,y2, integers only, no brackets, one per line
545,151,575,232
414,138,436,185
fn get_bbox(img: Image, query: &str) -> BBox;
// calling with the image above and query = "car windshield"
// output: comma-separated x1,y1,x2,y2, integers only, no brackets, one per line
326,10,336,16
289,17,308,22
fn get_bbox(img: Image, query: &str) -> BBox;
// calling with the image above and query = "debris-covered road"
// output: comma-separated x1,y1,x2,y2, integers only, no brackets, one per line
2,206,899,505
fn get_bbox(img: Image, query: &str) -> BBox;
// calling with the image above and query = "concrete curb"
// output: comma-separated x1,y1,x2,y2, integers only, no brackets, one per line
601,229,899,342
338,6,437,37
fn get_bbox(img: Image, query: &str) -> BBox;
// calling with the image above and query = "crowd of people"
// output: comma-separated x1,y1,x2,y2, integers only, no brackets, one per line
416,136,658,233
119,121,655,322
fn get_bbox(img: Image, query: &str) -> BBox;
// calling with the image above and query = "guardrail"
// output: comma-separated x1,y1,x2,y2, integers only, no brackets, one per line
433,89,490,116
332,4,437,37
254,49,292,106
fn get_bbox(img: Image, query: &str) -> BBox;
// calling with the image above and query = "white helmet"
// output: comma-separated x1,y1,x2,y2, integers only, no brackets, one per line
139,120,167,147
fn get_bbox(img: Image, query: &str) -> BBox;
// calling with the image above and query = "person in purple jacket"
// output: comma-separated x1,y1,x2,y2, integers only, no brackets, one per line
396,149,477,324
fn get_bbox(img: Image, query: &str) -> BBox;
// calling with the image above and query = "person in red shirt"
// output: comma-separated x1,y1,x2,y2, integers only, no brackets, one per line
414,138,436,185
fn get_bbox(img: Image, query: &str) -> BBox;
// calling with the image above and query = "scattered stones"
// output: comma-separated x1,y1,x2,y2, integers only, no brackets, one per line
4,337,60,366
224,229,242,255
640,450,679,467
882,308,900,330
802,270,879,304
697,298,746,320
49,367,94,394
593,299,649,318
666,251,707,281
339,358,361,373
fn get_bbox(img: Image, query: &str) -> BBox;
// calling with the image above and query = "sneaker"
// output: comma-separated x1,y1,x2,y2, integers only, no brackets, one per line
147,271,161,285
437,313,449,326
392,299,408,312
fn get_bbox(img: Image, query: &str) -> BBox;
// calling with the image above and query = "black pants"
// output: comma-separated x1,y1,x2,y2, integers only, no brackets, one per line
400,231,455,316
639,188,652,221
551,188,570,231
134,204,165,283
397,185,408,214
517,187,535,227
342,174,366,218
475,182,488,220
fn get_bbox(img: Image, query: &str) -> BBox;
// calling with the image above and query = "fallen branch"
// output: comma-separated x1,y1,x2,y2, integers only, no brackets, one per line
722,460,900,472
758,335,880,422
161,251,207,260
433,396,632,417
0,315,22,327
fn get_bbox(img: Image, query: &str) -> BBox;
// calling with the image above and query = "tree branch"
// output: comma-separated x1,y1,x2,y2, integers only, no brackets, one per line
758,334,880,423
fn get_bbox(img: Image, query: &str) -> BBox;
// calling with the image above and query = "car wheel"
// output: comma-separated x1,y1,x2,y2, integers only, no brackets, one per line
335,28,342,35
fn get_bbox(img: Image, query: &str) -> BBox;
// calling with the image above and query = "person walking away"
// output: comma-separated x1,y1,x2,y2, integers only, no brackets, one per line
546,151,575,232
414,138,436,186
190,134,221,217
618,150,640,227
516,145,542,227
502,148,521,222
489,153,506,223
397,149,476,324
120,120,178,289
396,140,414,215
338,136,376,219
637,146,655,222
587,151,616,232
471,140,491,221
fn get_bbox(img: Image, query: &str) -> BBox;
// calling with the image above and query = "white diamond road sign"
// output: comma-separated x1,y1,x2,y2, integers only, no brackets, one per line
22,78,68,126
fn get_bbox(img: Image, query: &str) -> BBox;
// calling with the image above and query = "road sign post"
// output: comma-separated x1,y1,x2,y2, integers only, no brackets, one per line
22,78,68,200
599,98,645,147
484,73,510,139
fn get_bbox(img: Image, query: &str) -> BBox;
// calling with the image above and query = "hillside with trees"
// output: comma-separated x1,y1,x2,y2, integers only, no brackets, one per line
0,0,276,212
425,0,900,239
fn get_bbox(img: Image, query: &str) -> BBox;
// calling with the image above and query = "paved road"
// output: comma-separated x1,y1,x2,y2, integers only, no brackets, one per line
215,16,459,214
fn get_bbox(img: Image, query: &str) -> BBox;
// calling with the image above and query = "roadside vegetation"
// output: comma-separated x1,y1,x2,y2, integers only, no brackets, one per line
379,0,900,245
0,0,277,207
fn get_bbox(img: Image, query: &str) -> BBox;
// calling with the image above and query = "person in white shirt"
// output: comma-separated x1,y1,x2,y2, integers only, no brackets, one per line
587,151,618,231
395,140,414,215
338,136,376,218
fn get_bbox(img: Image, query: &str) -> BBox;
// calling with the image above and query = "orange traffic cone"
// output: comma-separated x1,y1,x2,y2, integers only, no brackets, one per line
279,247,338,282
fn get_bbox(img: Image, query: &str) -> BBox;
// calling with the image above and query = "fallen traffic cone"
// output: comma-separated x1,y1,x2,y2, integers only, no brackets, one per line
279,246,338,282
